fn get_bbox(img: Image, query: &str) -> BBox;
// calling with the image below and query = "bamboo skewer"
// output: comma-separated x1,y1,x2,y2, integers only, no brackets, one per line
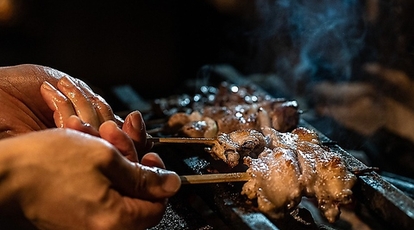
148,137,217,145
148,137,249,184
180,172,250,184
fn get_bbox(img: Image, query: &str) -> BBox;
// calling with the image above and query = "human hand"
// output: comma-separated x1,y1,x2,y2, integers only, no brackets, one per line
0,128,181,230
40,76,152,158
0,64,144,138
0,64,150,158
0,64,66,138
39,76,121,130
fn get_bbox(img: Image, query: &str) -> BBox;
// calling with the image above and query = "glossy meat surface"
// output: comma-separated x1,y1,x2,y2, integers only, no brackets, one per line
162,82,300,137
241,126,356,223
208,129,267,167
242,147,303,219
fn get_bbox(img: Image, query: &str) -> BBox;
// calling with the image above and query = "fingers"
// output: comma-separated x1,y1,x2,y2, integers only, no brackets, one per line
72,78,117,122
4,128,169,230
56,77,101,129
64,115,100,137
99,120,138,162
41,78,153,162
40,81,77,128
140,152,165,168
102,153,181,201
122,111,153,154
131,164,181,200
40,76,118,130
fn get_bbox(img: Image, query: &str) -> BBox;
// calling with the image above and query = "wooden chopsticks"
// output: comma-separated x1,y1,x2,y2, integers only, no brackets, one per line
179,172,250,184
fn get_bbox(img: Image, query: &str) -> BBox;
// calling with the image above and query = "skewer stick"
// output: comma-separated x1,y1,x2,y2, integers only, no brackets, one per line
180,172,250,184
148,137,217,145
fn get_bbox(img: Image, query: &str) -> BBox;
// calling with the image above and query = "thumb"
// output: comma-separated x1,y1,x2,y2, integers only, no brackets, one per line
102,152,181,200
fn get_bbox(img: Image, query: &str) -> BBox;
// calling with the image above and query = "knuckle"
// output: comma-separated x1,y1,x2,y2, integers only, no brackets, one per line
94,96,114,113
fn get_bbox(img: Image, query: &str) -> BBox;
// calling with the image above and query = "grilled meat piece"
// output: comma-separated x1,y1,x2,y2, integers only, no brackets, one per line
297,142,356,223
165,100,299,137
240,126,356,223
242,147,303,219
161,82,300,137
203,104,261,134
207,129,267,168
180,117,218,138
272,100,300,132
212,81,267,106
292,126,319,144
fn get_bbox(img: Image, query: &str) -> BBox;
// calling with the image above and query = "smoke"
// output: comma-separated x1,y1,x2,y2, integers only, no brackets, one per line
252,0,366,90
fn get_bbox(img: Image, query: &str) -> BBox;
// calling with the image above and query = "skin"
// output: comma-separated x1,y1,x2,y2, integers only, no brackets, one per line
0,128,180,230
39,75,153,161
0,64,59,138
0,64,150,155
0,64,181,229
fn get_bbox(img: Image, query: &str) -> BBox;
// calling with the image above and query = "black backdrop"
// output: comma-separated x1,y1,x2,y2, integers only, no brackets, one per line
0,0,237,101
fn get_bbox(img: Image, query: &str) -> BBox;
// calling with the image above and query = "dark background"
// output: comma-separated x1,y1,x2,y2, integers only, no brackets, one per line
2,0,414,97
0,0,243,100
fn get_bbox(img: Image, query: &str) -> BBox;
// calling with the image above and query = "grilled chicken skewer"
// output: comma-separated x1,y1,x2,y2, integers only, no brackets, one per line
147,136,225,162
164,99,300,138
151,125,356,223
148,81,357,223
242,127,357,223
147,129,267,167
152,81,300,138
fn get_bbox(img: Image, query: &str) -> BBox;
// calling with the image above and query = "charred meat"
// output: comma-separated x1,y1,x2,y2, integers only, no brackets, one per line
158,82,300,137
241,147,303,219
206,129,267,168
241,126,356,223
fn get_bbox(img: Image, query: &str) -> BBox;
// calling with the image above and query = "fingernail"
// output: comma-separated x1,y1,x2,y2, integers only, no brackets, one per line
59,76,75,88
138,166,181,196
160,170,181,194
147,166,181,194
130,111,144,132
